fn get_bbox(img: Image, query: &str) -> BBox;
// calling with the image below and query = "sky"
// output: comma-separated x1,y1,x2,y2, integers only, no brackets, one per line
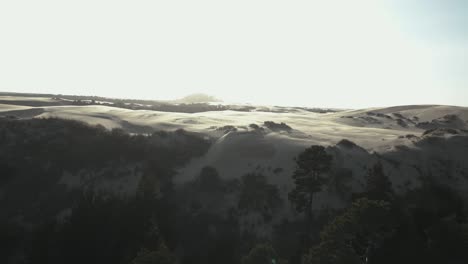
0,0,466,108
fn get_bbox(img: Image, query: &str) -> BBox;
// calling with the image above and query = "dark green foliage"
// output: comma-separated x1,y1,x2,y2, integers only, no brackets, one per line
249,123,260,129
376,182,468,264
0,118,211,264
28,192,161,264
336,139,357,149
176,211,241,264
216,125,237,134
272,219,308,264
242,244,288,264
0,221,24,263
364,162,393,201
273,167,284,174
263,121,292,132
238,173,282,219
137,162,177,200
288,146,333,216
0,118,210,223
368,183,468,264
178,166,235,216
306,178,468,264
328,168,353,200
173,166,242,264
131,244,177,264
0,118,209,173
196,166,222,193
304,198,394,264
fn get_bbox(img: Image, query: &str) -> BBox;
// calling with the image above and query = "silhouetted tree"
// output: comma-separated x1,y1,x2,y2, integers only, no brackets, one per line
303,198,395,264
365,162,393,202
238,173,282,220
196,166,222,192
328,168,353,201
288,146,333,220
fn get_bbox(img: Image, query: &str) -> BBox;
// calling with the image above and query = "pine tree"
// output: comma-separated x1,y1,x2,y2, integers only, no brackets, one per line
197,166,222,192
365,162,393,202
288,145,333,220
304,198,394,264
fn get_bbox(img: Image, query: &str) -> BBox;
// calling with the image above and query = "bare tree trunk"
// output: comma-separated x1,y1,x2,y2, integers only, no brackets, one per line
307,192,314,222
304,191,314,248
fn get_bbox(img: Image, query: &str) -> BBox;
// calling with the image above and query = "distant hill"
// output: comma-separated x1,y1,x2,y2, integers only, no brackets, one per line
171,93,222,104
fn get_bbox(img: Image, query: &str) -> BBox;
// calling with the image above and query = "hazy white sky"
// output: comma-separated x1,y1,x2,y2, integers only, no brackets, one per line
0,0,466,108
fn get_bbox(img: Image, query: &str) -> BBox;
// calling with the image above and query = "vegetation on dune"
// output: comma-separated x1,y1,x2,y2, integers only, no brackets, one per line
263,121,292,132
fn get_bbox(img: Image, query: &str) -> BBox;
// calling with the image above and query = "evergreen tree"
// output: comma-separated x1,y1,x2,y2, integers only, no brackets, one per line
197,166,222,192
365,162,393,202
304,198,395,264
288,145,333,219
238,173,282,220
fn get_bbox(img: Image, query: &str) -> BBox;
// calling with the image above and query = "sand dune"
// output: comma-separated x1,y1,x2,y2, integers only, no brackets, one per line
0,101,466,154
